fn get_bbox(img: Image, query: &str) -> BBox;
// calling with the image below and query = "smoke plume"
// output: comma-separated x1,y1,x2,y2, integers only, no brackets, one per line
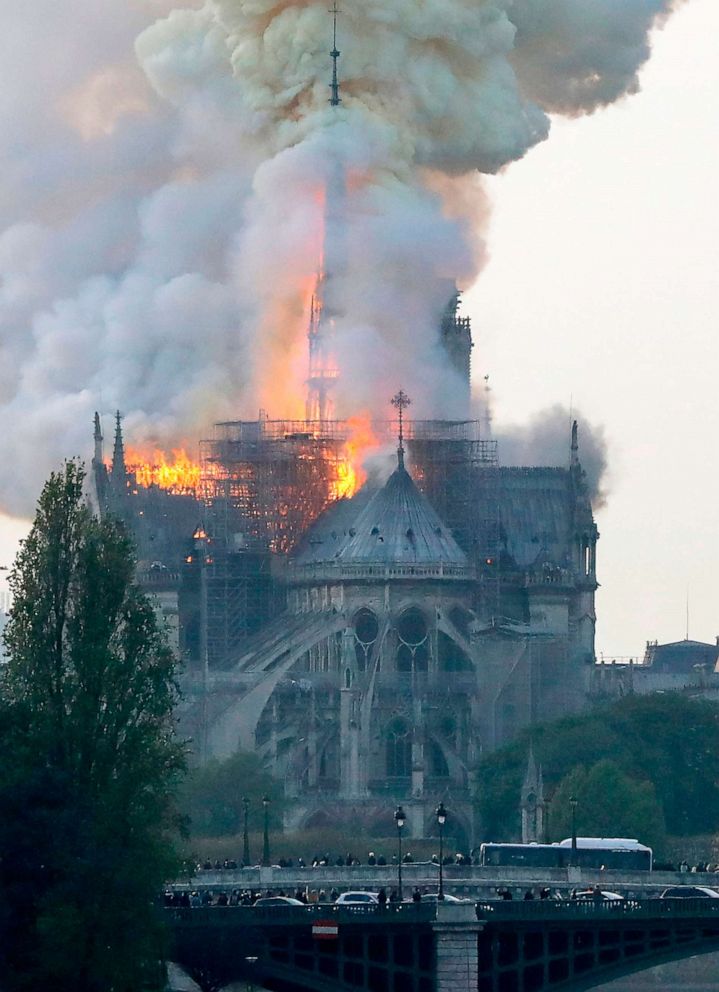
0,0,682,514
496,406,609,505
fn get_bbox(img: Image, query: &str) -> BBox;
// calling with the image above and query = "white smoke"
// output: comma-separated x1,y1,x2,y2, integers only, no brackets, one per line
0,0,682,514
496,406,609,505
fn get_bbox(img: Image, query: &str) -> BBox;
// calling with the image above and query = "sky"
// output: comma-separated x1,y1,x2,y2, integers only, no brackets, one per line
0,0,717,659
466,0,719,657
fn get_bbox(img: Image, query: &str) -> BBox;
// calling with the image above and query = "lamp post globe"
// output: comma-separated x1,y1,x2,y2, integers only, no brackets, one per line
435,802,448,900
394,805,406,901
262,796,271,867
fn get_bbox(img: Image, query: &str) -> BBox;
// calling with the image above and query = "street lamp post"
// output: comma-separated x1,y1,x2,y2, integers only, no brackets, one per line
570,796,578,867
242,796,250,866
394,805,406,901
245,955,258,992
436,802,447,901
543,797,551,846
262,796,271,867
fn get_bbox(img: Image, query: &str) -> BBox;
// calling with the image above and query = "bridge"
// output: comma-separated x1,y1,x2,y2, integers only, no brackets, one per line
166,898,719,992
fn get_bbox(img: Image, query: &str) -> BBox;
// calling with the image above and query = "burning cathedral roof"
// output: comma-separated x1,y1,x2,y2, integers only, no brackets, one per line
293,456,468,574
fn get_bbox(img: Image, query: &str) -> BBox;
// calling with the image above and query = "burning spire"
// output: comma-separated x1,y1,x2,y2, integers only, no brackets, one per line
329,2,341,108
305,4,345,424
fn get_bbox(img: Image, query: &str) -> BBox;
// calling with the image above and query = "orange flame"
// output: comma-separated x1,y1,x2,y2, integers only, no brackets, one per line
125,447,200,494
330,413,381,501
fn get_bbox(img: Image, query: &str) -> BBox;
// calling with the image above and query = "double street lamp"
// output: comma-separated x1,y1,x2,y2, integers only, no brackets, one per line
394,805,406,901
435,802,447,901
262,796,271,867
569,796,578,867
242,796,250,866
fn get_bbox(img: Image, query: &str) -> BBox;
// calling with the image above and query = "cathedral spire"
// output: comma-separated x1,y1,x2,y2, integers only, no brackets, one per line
571,419,579,470
111,410,126,482
521,742,545,844
329,1,341,107
391,389,411,472
93,411,103,466
305,4,345,422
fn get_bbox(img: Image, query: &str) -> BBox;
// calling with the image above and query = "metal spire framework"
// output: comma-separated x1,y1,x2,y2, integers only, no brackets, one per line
306,3,344,422
329,2,341,106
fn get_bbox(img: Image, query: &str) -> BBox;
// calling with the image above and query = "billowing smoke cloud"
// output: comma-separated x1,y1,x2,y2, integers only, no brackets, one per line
0,0,681,515
496,405,608,505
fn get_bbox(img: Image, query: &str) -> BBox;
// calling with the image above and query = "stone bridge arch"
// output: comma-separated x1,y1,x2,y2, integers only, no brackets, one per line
167,901,719,992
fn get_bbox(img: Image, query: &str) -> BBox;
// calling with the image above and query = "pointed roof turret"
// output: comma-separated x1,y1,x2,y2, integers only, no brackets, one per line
521,743,544,801
291,391,471,581
329,390,467,569
111,410,126,482
334,463,467,569
93,411,103,466
571,419,579,471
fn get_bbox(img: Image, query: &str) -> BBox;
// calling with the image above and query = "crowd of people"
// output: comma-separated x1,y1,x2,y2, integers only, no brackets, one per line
195,850,472,871
166,885,442,908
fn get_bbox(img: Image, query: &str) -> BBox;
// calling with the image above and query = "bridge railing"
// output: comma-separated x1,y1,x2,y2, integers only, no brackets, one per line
167,902,437,926
476,898,719,921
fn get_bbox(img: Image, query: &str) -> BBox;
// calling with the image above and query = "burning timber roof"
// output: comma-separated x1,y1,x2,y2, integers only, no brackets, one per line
294,463,468,571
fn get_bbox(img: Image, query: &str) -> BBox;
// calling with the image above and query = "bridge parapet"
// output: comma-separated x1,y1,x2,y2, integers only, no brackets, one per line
174,863,704,900
168,898,719,992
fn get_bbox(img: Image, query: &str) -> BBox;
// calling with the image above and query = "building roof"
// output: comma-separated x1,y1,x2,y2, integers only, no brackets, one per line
292,486,376,565
642,639,719,673
498,468,575,569
293,462,468,572
333,463,468,567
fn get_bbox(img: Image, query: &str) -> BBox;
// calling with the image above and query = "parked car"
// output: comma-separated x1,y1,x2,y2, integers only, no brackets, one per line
420,893,470,904
254,896,305,907
659,886,719,899
572,889,625,902
335,891,379,905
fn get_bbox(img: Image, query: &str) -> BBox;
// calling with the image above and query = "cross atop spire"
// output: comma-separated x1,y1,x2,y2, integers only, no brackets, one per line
391,389,411,471
329,2,341,106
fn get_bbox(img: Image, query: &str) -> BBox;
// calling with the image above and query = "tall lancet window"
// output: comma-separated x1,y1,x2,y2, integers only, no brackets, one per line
386,718,412,778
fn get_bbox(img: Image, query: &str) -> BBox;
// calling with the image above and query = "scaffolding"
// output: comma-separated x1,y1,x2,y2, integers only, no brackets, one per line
200,418,353,554
195,415,502,663
200,416,498,557
404,421,501,618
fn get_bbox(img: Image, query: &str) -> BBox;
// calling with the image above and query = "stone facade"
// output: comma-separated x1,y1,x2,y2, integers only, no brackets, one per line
182,430,598,848
92,409,599,847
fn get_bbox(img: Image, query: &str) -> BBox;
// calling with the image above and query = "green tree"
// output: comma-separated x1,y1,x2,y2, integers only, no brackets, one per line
548,760,666,853
0,461,184,992
181,750,283,839
477,693,719,844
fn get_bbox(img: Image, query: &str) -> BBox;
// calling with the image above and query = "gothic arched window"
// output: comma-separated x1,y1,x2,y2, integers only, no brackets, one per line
354,608,379,672
396,608,429,673
429,739,449,778
386,718,412,778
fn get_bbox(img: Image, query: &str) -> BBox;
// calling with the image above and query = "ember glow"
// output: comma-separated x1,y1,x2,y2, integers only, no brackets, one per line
125,448,201,494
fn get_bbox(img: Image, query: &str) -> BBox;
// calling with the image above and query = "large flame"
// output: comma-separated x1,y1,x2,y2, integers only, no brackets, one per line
125,447,200,493
331,413,381,501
